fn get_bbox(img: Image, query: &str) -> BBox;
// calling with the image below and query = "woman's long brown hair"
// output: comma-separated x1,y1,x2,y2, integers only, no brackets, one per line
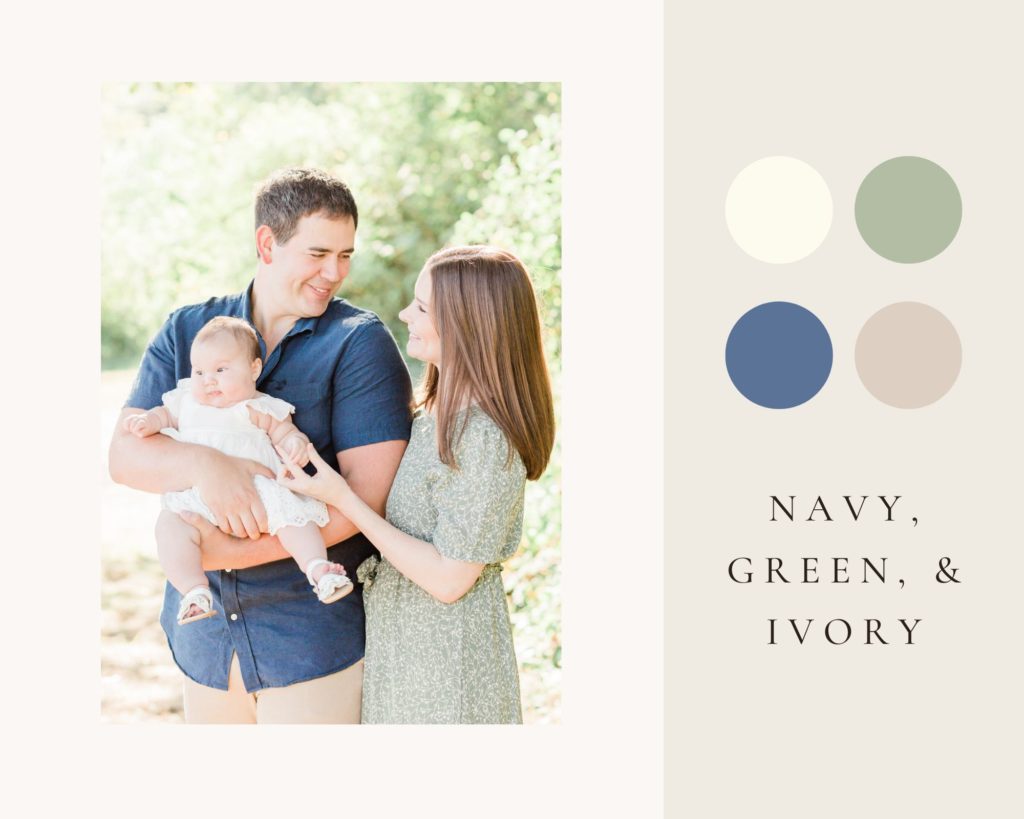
417,246,555,480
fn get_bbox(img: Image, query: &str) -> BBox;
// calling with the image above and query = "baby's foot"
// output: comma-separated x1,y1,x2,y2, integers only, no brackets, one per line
308,561,352,603
311,561,347,583
176,586,216,625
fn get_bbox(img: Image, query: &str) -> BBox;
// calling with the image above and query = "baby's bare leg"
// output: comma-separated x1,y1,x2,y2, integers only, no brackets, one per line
277,523,345,581
156,509,209,595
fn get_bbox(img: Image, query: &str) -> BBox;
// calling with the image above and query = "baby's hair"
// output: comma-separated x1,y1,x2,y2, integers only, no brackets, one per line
193,316,261,363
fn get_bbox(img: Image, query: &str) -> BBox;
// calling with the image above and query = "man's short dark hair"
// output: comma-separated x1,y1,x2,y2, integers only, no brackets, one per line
254,167,358,246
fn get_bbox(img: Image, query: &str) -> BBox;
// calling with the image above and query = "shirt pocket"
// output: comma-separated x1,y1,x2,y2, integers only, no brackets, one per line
273,382,331,447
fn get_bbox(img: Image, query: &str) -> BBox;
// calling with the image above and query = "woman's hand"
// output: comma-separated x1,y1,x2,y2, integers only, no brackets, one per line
277,443,353,511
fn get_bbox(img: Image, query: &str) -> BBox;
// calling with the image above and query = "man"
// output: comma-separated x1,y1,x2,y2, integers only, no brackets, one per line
109,168,413,723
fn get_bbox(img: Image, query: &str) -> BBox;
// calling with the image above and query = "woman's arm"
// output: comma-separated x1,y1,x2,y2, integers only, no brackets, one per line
278,443,485,603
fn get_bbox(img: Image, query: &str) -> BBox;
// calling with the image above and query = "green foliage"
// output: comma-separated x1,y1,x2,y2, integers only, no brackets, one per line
448,115,562,685
102,83,563,718
101,82,560,369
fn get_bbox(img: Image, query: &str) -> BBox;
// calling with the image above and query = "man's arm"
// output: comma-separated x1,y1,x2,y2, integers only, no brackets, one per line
109,406,276,538
190,438,408,571
110,407,210,493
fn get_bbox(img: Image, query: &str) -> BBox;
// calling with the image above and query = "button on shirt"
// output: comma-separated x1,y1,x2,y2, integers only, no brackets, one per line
125,283,413,692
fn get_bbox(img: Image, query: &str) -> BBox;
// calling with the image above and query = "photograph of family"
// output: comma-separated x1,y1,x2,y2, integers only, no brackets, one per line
100,82,561,724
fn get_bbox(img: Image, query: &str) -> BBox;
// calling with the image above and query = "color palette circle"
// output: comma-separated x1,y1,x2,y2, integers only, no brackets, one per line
725,156,833,264
855,156,962,263
855,302,961,408
726,302,833,409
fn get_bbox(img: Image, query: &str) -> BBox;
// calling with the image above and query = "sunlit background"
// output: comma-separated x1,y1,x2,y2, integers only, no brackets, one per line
100,82,561,723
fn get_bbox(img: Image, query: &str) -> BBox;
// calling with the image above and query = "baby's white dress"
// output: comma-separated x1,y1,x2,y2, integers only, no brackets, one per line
159,379,329,535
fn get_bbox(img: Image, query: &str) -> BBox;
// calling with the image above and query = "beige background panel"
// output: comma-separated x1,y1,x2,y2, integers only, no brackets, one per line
667,2,1022,816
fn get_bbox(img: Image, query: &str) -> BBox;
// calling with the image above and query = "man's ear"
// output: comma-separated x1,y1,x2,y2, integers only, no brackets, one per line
255,225,276,264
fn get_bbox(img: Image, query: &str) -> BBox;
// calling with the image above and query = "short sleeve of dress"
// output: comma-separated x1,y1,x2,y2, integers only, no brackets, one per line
245,393,296,422
160,379,192,419
432,413,527,565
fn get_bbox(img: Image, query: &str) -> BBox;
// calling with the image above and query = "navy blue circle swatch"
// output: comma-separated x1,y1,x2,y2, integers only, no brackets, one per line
726,302,833,409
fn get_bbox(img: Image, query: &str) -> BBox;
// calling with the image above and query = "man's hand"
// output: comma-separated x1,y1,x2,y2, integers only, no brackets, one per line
122,412,162,438
180,511,294,571
179,512,251,571
195,449,276,540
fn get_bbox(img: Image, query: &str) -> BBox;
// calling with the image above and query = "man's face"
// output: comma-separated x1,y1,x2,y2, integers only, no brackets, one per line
262,212,356,319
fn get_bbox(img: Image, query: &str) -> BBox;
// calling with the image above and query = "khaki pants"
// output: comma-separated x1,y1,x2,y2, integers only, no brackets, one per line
182,653,363,724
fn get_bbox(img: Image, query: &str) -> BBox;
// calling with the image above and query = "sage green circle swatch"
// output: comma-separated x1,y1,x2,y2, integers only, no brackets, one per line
855,302,962,408
855,157,962,263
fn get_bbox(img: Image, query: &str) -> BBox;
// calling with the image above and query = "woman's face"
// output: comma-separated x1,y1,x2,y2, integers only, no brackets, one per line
399,267,442,366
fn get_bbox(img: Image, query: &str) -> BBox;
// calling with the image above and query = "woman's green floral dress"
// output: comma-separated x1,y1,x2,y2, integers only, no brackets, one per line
358,407,527,724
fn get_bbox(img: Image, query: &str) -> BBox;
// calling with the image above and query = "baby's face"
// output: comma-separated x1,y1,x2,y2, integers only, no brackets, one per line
189,334,260,408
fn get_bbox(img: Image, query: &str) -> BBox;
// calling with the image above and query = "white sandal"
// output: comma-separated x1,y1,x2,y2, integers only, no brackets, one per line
305,558,353,604
177,585,217,625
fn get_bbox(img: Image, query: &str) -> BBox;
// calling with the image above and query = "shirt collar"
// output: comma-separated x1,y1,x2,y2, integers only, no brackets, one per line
240,280,320,339
241,281,257,325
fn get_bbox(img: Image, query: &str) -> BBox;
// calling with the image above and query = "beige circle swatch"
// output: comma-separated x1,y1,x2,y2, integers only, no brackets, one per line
855,302,962,408
725,156,833,264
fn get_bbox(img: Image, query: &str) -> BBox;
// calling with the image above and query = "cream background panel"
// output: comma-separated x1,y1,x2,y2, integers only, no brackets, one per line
4,1,664,817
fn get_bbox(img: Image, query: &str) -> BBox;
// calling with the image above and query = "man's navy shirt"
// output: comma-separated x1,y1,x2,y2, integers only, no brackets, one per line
125,283,413,692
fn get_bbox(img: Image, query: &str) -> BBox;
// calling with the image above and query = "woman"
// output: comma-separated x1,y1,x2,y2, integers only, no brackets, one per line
278,245,555,724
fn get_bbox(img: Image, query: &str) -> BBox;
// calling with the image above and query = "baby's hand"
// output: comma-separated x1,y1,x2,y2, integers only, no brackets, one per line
282,434,310,467
122,413,161,438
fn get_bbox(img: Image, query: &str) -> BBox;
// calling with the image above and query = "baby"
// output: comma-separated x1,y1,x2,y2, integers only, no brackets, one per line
122,316,352,624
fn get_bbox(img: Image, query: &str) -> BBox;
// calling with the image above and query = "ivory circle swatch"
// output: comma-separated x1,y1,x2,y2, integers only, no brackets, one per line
855,156,962,263
855,302,961,408
725,156,833,264
726,302,832,409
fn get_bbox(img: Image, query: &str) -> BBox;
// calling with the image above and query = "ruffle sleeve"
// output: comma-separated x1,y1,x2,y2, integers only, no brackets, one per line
160,379,192,420
244,392,296,421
